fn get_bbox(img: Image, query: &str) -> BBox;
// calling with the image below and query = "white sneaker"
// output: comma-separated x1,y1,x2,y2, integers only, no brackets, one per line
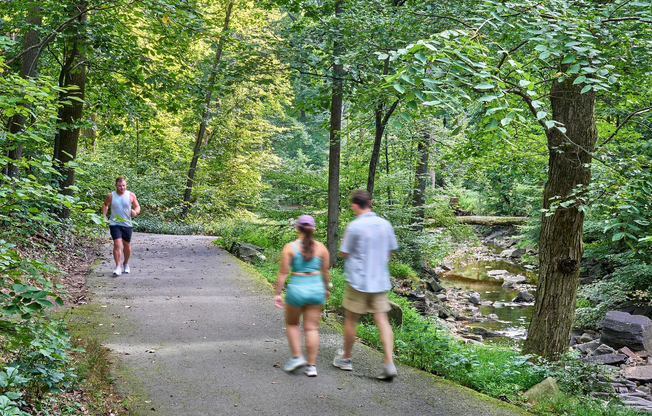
123,264,130,274
112,266,122,277
378,362,397,380
333,349,353,371
304,365,317,377
282,356,307,372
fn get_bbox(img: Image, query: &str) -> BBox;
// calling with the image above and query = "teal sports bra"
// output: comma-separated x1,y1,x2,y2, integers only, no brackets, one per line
290,241,322,273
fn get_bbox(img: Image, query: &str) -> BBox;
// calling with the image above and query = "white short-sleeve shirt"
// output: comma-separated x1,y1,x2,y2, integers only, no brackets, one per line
339,212,398,293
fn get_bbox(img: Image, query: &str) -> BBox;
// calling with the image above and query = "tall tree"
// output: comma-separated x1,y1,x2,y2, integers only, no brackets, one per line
181,0,235,218
411,128,429,232
326,0,344,267
389,0,652,359
53,1,88,218
4,2,41,180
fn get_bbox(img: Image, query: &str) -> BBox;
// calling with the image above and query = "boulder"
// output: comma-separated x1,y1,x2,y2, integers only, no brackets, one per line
513,290,535,303
500,248,526,258
487,270,508,277
436,294,448,302
619,347,639,361
582,354,628,366
471,326,501,337
502,274,527,286
593,344,616,355
441,262,454,271
623,366,652,383
524,377,561,404
600,311,652,352
230,242,265,263
424,277,444,293
468,291,482,305
574,340,600,354
487,314,499,321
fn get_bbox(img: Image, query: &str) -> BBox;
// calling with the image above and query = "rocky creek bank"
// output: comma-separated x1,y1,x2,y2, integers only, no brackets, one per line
393,227,539,341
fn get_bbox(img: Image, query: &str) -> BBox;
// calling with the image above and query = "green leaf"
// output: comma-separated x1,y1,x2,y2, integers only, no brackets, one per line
580,85,592,94
414,52,427,64
393,83,405,94
406,100,418,111
568,64,580,74
536,111,547,120
474,83,495,90
562,53,575,64
612,233,625,241
573,76,587,85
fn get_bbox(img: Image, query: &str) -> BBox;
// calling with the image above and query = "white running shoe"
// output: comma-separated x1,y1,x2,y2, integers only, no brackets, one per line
112,266,122,277
378,361,398,380
282,356,307,372
304,365,317,377
123,264,130,274
333,349,353,371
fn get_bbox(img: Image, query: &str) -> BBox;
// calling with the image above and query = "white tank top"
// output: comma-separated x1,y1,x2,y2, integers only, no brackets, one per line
109,191,132,227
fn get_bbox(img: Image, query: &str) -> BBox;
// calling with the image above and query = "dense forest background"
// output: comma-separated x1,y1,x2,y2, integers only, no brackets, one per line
2,0,652,414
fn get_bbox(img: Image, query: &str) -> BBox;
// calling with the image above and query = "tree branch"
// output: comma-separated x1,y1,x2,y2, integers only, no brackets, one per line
597,106,652,149
405,11,473,28
7,0,138,67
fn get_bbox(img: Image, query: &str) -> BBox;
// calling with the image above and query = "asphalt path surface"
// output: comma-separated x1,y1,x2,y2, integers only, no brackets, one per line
79,232,528,415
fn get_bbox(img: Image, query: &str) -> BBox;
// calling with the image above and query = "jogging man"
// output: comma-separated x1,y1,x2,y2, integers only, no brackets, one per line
102,177,140,276
333,189,399,380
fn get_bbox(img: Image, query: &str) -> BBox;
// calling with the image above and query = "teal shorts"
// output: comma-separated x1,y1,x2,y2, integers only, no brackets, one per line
285,274,326,308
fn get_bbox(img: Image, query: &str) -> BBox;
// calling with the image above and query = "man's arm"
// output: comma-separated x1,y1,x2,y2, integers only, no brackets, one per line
101,193,112,219
130,192,141,217
338,225,352,258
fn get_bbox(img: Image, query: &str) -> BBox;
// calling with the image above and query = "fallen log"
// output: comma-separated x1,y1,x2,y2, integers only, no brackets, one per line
426,216,528,227
454,216,527,226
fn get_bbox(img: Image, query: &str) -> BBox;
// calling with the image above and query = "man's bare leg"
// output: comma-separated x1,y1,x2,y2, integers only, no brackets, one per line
123,240,131,265
113,239,123,267
374,312,394,365
343,309,359,359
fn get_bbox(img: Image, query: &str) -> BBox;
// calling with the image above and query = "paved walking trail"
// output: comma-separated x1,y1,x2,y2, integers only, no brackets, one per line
76,233,528,415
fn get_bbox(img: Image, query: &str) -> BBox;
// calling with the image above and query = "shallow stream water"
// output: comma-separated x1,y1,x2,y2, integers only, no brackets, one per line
440,257,537,341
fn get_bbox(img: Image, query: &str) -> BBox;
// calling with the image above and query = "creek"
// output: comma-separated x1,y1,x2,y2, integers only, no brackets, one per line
439,249,537,342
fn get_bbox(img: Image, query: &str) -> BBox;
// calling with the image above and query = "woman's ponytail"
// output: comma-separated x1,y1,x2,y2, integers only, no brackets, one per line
299,225,315,260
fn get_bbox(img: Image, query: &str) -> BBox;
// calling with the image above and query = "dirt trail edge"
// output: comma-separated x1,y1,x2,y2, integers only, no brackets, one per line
74,233,528,416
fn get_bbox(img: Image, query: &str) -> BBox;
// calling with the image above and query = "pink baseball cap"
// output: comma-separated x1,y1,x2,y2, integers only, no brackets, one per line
297,215,315,228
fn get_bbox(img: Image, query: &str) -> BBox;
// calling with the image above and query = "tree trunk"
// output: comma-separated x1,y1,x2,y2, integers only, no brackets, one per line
385,132,392,205
411,130,429,232
53,1,87,219
5,5,41,180
326,0,343,268
366,58,398,197
181,1,234,218
522,77,597,360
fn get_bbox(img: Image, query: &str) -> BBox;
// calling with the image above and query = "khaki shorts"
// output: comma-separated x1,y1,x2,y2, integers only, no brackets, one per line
342,283,390,314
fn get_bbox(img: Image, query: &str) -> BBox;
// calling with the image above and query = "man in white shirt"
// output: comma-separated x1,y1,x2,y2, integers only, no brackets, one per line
333,189,399,380
102,177,140,276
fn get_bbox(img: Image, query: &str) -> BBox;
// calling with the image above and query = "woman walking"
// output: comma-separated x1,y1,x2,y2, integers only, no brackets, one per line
274,215,331,376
